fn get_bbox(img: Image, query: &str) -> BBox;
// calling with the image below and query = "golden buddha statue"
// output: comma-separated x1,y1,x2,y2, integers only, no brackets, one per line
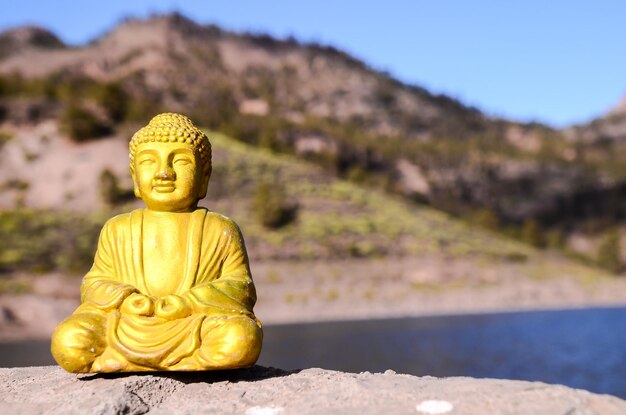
51,113,263,373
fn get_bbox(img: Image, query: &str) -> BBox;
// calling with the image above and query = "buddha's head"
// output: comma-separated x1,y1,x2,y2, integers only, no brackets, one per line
129,113,212,212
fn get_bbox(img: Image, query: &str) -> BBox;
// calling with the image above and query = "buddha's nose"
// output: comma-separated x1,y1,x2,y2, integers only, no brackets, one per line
155,167,176,181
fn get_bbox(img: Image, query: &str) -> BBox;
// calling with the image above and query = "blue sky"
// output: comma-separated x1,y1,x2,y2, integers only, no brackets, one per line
2,1,625,127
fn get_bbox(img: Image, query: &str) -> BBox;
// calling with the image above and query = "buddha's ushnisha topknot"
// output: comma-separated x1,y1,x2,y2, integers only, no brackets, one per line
129,113,211,176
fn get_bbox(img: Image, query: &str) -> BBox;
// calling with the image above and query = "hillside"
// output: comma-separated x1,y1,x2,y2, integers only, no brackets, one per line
565,95,626,143
3,124,624,334
0,26,64,59
0,13,626,264
0,120,532,270
0,14,484,140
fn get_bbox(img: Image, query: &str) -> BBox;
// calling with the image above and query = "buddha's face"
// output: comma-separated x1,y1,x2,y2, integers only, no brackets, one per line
133,142,208,212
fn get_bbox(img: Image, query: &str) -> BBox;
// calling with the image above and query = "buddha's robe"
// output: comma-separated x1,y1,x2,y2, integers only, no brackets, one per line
51,208,262,373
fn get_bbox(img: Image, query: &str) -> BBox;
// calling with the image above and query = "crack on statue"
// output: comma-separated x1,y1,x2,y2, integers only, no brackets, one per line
78,365,300,384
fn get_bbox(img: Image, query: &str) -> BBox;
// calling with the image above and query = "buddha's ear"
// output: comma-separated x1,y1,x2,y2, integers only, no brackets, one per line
197,167,211,199
130,168,141,199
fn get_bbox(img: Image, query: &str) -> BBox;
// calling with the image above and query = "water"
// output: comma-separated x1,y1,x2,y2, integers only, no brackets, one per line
2,307,626,398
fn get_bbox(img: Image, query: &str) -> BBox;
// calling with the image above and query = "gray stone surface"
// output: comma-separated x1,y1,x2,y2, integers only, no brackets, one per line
1,366,625,415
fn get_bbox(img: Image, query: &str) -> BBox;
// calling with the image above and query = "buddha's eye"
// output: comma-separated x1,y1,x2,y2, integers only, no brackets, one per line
138,157,155,165
174,156,192,166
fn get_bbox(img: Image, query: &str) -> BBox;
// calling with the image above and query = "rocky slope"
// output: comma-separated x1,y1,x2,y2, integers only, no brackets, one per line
565,95,626,143
1,366,625,415
0,14,485,140
0,13,622,231
2,13,626,264
0,26,64,60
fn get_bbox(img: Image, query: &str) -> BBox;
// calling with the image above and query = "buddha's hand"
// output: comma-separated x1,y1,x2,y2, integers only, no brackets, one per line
155,295,192,320
116,285,140,306
120,293,155,316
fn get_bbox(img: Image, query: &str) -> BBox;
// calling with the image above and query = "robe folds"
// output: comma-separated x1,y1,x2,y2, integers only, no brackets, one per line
72,208,261,371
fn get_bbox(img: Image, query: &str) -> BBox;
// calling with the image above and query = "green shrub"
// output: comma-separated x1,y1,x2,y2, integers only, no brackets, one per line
597,229,623,274
374,79,396,107
54,76,97,102
473,208,500,231
252,181,297,229
546,229,565,249
258,120,280,151
93,82,129,122
0,73,24,96
99,169,134,205
60,104,110,142
124,99,162,123
219,114,263,145
1,179,29,191
346,166,367,183
0,130,13,145
520,219,544,248
0,210,102,274
0,280,31,294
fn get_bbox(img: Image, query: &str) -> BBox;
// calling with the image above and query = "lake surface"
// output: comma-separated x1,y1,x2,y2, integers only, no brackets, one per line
2,307,626,398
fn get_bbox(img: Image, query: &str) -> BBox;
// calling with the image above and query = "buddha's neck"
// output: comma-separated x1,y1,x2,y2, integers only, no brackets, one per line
143,209,195,219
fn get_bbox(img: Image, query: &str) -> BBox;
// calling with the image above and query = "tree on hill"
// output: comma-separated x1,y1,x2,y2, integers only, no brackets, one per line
60,104,110,142
94,82,130,122
597,229,623,274
252,181,298,229
521,219,544,248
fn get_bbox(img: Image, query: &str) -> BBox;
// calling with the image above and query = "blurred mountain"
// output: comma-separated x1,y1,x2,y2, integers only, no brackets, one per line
0,26,65,59
0,13,487,139
1,13,625,249
565,95,626,143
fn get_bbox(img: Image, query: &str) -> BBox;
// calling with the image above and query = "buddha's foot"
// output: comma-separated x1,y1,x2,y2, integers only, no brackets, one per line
91,348,132,373
169,315,262,370
51,313,106,373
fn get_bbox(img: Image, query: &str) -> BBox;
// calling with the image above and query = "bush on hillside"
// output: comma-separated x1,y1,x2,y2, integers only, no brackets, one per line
520,219,545,248
258,120,280,151
252,181,297,229
0,73,24,97
473,208,500,231
0,210,102,274
597,229,623,274
99,169,134,205
94,82,130,122
60,104,110,142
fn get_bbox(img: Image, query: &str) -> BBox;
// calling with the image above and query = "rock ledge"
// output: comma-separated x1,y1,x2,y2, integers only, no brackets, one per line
1,366,624,414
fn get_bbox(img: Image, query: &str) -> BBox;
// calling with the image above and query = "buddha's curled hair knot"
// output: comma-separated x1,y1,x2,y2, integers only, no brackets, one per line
129,113,211,175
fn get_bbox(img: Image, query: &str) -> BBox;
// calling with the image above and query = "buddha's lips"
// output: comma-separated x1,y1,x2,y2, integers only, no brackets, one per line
153,182,176,193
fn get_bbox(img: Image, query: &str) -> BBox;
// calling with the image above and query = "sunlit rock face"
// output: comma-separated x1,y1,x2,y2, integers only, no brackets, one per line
1,366,625,414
